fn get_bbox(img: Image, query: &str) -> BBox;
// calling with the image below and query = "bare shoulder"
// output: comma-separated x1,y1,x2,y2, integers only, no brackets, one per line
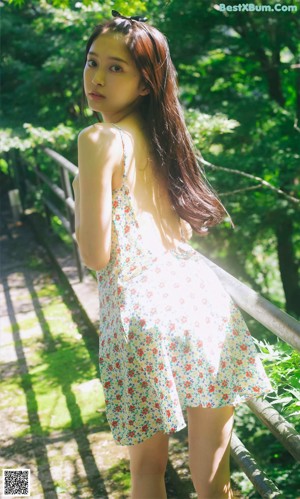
78,123,123,169
78,122,121,147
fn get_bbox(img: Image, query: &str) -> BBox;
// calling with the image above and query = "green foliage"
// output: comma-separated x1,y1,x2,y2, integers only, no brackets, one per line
0,158,9,175
185,108,240,151
258,339,300,424
1,2,300,494
0,124,76,153
51,214,73,245
231,337,300,497
1,130,31,152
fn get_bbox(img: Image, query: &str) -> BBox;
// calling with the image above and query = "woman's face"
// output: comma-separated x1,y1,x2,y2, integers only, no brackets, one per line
84,31,149,120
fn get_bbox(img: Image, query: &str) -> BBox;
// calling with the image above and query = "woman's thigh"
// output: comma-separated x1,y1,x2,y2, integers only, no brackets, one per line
128,431,170,475
187,405,234,496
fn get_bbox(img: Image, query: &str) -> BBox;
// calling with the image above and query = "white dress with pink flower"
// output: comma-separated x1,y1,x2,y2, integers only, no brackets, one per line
96,124,272,446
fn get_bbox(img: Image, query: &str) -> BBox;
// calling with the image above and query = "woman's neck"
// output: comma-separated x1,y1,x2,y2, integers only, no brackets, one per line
102,109,145,130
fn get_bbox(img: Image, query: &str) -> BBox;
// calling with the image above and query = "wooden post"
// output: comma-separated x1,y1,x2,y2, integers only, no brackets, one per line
33,149,52,230
8,189,23,223
60,165,85,282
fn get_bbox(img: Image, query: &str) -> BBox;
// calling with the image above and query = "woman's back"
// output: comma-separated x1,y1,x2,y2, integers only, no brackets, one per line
110,121,188,256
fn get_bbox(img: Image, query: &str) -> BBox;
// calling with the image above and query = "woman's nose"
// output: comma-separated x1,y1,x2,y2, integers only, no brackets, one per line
92,69,105,86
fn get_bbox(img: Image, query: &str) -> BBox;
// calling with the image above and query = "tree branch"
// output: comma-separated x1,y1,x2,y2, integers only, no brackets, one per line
198,158,299,204
294,118,300,133
219,184,264,196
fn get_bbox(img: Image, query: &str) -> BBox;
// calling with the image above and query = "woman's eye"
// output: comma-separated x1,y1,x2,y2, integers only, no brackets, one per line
110,65,123,73
87,59,96,68
86,60,123,72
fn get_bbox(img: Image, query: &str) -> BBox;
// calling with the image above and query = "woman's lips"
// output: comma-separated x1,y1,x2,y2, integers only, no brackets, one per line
88,92,106,100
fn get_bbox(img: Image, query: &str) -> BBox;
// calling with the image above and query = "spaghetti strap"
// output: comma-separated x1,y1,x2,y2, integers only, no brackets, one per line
111,123,130,178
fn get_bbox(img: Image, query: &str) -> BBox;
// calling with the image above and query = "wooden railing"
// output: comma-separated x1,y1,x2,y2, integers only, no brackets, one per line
24,147,86,282
19,147,300,498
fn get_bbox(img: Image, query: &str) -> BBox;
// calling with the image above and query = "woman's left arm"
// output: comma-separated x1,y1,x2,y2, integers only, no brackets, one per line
76,124,121,271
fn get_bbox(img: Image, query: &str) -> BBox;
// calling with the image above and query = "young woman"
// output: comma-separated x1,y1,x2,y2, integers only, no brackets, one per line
73,10,272,499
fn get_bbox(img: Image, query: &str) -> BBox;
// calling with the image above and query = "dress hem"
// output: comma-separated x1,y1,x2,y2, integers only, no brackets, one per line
111,387,273,447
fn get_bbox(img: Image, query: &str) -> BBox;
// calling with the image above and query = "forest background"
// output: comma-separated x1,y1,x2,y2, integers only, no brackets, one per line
1,0,300,497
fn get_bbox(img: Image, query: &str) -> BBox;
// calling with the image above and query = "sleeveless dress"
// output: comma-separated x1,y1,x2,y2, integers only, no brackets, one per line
96,123,273,446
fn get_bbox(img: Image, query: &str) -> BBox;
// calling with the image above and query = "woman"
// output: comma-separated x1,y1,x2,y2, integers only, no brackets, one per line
73,10,272,499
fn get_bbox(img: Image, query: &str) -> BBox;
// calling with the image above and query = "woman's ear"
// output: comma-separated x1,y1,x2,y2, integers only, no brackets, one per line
139,83,150,96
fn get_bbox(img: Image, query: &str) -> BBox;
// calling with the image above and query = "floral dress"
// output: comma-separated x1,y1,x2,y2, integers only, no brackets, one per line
96,123,273,446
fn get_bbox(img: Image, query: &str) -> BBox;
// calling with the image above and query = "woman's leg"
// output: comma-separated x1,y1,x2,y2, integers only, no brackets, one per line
187,405,235,499
128,430,170,499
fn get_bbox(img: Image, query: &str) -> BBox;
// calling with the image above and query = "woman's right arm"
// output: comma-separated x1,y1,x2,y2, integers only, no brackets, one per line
75,125,122,271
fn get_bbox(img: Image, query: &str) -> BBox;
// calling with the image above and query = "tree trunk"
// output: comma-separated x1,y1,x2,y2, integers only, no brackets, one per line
255,47,285,106
274,213,300,318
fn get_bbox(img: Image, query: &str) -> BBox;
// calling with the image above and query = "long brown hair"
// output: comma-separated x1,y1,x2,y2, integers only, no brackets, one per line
83,16,234,236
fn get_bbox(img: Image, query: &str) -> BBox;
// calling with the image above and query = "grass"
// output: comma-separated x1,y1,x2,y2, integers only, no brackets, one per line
1,278,105,439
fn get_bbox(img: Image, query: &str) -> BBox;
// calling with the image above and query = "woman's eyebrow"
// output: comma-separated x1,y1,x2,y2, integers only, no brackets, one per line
88,51,129,65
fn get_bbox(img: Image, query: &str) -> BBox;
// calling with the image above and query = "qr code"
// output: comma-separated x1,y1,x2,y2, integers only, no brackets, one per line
2,469,30,496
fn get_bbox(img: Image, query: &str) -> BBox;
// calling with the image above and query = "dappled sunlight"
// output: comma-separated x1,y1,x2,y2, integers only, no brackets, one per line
0,217,128,497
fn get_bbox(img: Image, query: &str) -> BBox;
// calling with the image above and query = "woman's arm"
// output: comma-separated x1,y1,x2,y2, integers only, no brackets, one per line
75,124,122,271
